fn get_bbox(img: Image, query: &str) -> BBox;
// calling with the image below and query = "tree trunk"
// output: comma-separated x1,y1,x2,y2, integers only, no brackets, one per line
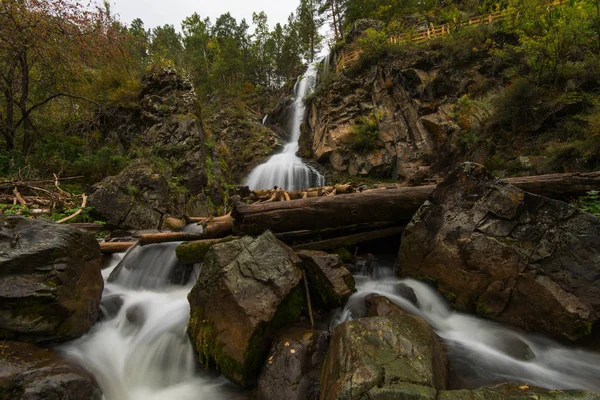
140,214,233,245
292,226,404,252
330,0,339,41
233,171,600,235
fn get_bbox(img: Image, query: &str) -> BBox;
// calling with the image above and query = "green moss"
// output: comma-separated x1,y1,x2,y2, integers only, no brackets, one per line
175,237,237,264
335,247,353,263
573,320,593,338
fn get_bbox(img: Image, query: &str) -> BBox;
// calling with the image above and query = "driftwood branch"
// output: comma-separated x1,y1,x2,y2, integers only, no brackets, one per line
100,241,137,253
56,194,87,224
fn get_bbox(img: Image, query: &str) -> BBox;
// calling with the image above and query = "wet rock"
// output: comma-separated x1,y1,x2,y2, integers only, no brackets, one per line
187,231,304,386
163,217,186,231
174,236,238,264
321,315,447,399
297,250,355,309
256,328,328,400
0,216,103,343
438,383,600,399
398,162,600,341
365,293,412,317
0,341,101,400
99,294,124,320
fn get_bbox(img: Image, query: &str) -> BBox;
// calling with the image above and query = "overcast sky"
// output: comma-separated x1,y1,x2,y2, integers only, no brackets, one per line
111,0,300,31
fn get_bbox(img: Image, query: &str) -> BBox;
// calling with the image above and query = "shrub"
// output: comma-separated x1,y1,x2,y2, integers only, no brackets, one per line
572,191,600,217
348,111,384,152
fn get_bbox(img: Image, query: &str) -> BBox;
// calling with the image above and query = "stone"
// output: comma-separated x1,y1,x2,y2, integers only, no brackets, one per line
88,160,174,230
0,216,103,343
321,315,447,400
163,217,186,231
0,341,101,400
438,383,600,400
365,293,412,317
296,250,355,309
398,162,600,341
187,231,304,386
256,327,327,400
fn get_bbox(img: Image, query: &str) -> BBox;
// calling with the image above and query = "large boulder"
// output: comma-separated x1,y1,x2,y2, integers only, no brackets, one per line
187,231,304,386
0,216,103,343
438,383,600,400
297,250,355,309
0,341,101,400
321,315,447,400
256,327,328,400
398,163,600,340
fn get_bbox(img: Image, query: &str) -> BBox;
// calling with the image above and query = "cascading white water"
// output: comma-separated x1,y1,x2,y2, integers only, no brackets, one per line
61,245,242,400
245,64,325,191
335,262,600,393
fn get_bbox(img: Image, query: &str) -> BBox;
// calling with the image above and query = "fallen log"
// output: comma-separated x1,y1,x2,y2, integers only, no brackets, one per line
275,221,398,245
292,226,404,252
140,214,234,245
233,171,600,235
100,241,136,253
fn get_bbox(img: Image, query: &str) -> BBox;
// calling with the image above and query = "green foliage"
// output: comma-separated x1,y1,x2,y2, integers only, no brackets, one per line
357,28,389,58
492,78,545,133
348,111,383,152
0,204,31,216
48,206,98,223
572,191,600,217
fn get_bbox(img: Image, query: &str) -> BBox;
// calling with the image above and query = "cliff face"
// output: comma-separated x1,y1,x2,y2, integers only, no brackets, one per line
302,61,462,182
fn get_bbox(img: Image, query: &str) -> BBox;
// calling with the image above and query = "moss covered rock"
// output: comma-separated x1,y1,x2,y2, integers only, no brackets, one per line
187,231,304,386
175,236,238,264
0,216,103,343
438,383,600,399
321,315,447,400
297,250,355,309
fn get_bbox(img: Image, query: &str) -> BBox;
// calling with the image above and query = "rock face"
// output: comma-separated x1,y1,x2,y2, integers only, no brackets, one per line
365,293,413,317
321,315,447,400
187,231,304,386
256,327,327,400
398,163,600,340
301,59,457,182
297,250,355,308
0,216,103,343
438,383,600,400
89,67,211,230
0,341,102,400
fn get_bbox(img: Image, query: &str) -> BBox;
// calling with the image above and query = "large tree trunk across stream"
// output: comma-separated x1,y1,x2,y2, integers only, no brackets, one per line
233,171,600,235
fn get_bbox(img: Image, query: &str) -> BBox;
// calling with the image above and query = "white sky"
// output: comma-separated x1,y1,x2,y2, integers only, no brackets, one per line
110,0,300,31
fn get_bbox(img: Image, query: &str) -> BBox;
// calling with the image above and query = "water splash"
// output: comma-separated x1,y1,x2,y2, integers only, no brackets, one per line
245,64,324,191
62,246,241,400
336,262,600,393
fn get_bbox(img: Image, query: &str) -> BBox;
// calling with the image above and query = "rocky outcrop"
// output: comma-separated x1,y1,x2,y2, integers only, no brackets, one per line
88,160,177,230
0,341,102,400
301,59,457,181
297,250,355,308
187,231,304,386
438,383,600,399
256,327,327,400
398,163,600,340
321,314,447,399
0,216,103,343
365,293,415,317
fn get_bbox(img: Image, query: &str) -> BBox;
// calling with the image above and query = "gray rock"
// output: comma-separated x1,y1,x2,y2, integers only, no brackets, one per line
398,162,600,340
438,383,600,400
0,341,101,400
0,216,103,343
187,231,304,386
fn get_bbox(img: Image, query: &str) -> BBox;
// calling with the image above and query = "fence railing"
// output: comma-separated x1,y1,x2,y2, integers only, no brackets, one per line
336,0,564,72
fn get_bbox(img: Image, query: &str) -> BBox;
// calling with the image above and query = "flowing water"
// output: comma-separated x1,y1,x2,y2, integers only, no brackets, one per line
245,64,325,191
61,245,241,400
335,261,600,393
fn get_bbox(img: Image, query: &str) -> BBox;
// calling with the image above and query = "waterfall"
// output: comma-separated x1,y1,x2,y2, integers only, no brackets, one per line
61,245,242,400
335,262,600,393
245,63,325,191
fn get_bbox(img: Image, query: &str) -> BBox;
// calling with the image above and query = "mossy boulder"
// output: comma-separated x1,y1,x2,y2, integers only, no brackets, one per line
0,341,101,400
438,383,600,399
174,236,238,264
297,250,355,309
0,216,103,343
398,162,600,341
187,231,304,386
321,315,447,400
256,327,328,400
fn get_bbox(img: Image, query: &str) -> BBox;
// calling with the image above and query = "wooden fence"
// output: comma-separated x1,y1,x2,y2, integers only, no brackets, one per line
336,0,564,72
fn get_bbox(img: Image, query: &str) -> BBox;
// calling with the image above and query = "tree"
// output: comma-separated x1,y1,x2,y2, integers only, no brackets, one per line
0,0,120,157
297,0,324,62
149,24,183,63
